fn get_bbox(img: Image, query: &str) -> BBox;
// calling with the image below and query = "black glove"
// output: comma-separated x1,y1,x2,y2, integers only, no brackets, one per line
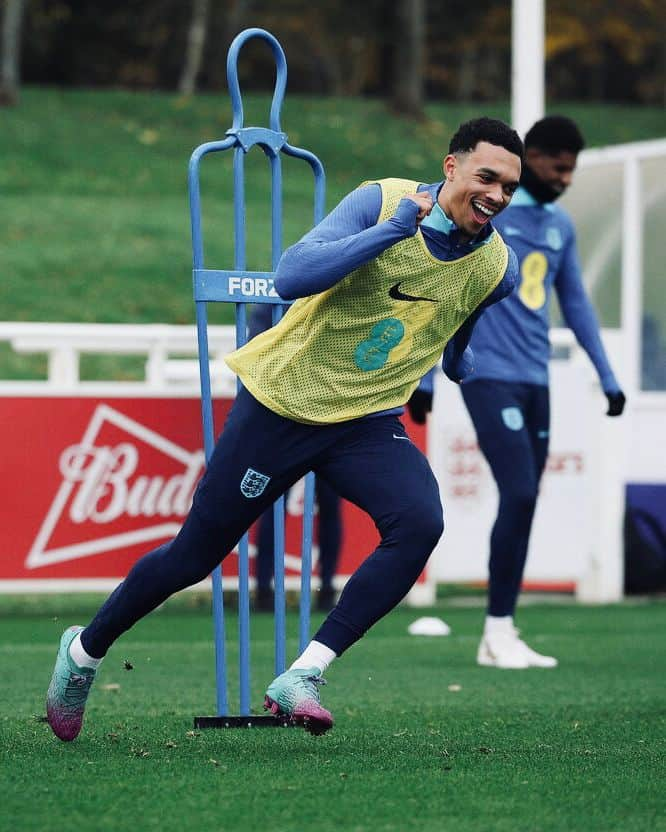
407,389,433,424
605,390,626,417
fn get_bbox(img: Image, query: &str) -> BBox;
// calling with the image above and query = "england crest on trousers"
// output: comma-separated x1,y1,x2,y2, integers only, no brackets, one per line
240,467,271,498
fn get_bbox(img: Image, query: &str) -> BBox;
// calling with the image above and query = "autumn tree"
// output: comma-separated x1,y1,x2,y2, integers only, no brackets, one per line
546,0,665,101
179,0,210,95
391,0,426,118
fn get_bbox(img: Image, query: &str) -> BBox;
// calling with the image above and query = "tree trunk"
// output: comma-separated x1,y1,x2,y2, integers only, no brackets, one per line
0,0,26,106
391,0,425,119
178,0,211,96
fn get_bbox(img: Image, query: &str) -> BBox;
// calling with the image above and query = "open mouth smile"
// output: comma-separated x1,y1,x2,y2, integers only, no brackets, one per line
471,200,496,223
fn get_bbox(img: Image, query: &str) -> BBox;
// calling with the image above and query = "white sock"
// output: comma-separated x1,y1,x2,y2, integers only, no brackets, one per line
289,640,337,674
69,632,104,670
484,615,514,636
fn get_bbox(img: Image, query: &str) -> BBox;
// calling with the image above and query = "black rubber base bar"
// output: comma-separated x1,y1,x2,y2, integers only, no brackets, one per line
194,715,296,729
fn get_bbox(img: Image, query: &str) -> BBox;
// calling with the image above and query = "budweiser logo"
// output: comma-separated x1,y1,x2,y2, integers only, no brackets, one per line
59,443,201,524
27,404,205,569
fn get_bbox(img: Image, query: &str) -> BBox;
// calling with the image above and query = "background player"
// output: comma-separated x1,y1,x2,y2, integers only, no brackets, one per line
460,115,625,669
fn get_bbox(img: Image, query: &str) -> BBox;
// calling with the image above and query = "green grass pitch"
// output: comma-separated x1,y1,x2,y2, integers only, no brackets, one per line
1,91,665,829
2,594,664,831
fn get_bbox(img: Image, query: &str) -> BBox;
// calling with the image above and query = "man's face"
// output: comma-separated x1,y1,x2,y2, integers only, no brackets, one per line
525,147,578,195
439,141,521,239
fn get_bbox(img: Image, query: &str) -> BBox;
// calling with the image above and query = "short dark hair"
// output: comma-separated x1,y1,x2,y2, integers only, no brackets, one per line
524,115,585,155
448,117,524,162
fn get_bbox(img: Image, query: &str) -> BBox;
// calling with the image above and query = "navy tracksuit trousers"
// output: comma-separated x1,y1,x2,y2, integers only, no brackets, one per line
82,388,443,658
461,379,550,617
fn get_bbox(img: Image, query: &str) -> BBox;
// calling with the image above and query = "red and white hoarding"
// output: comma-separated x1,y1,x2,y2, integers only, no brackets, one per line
0,395,427,595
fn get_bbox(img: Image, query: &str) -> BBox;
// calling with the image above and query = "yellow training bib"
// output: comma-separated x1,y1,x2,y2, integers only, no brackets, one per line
226,178,508,424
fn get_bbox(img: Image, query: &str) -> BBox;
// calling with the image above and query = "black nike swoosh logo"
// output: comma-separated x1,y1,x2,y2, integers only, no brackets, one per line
389,282,438,303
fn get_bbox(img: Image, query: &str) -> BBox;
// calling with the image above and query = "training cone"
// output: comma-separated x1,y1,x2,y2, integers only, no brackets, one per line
407,617,451,636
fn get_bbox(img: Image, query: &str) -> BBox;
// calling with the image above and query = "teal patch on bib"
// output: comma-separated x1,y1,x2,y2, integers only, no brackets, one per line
354,318,405,371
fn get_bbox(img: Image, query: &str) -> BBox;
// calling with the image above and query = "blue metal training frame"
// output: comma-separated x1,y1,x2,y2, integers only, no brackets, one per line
189,29,326,727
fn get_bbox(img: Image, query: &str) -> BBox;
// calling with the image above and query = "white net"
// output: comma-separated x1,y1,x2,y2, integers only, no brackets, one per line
560,141,666,391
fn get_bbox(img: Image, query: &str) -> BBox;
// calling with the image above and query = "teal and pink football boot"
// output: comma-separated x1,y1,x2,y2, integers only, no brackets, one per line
264,667,333,735
46,626,97,741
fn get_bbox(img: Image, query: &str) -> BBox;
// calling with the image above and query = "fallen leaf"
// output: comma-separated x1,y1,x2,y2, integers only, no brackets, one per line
138,129,159,145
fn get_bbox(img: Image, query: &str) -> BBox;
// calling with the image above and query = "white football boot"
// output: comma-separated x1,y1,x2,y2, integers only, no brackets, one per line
477,625,558,669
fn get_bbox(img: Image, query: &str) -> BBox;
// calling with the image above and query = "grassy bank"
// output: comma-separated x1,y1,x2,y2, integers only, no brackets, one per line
1,88,664,379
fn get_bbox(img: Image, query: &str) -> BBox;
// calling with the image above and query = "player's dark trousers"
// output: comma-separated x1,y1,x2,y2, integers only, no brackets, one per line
461,380,549,617
256,477,341,593
82,388,443,659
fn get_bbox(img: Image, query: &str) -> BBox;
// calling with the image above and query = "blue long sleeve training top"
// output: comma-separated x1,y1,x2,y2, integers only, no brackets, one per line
466,186,620,391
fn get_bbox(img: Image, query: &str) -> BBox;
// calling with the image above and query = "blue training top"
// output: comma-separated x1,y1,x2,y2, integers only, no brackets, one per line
250,181,518,399
466,186,619,391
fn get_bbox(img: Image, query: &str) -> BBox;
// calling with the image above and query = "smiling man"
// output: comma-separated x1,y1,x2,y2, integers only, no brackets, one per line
46,118,523,741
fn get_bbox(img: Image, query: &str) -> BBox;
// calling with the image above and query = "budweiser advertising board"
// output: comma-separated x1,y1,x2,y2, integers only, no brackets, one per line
0,396,426,590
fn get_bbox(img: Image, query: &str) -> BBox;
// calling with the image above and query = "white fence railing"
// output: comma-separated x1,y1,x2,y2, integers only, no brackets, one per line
0,323,582,385
0,322,237,395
